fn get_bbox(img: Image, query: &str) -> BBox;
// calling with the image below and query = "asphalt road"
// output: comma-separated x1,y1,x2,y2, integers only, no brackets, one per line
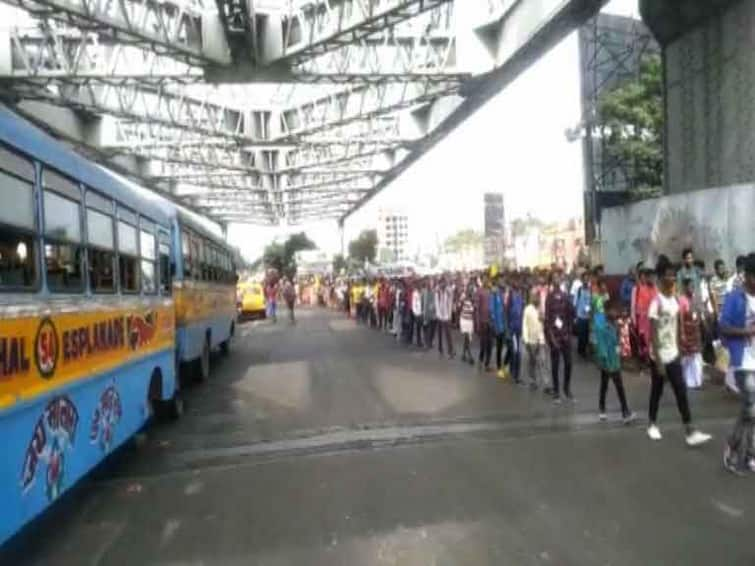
3,308,754,566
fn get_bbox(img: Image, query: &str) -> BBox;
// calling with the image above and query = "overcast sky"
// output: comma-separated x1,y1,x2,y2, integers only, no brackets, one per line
229,0,640,261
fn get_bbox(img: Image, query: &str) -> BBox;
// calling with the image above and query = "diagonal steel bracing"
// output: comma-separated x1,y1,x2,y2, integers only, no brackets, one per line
4,24,202,85
4,78,252,141
278,79,458,139
279,0,452,65
0,0,226,65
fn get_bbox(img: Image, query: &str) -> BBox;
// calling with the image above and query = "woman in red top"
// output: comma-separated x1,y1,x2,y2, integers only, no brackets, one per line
679,278,704,388
631,267,657,363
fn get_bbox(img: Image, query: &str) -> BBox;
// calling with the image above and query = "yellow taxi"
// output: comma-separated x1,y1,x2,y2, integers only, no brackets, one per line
237,281,266,318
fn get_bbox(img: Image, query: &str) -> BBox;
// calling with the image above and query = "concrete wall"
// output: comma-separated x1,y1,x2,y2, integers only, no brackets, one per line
600,184,755,274
665,0,755,194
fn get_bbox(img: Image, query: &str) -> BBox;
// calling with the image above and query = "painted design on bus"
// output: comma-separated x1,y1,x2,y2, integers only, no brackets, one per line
20,396,79,501
90,382,122,453
127,311,157,351
34,317,58,378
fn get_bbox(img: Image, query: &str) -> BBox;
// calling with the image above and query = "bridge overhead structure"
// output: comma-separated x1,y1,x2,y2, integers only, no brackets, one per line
0,0,607,226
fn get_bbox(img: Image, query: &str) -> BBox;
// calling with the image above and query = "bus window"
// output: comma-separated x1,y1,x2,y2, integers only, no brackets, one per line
190,233,201,281
0,154,37,290
209,245,217,281
196,236,207,281
43,187,83,293
181,230,191,279
117,218,139,292
140,228,156,295
86,206,115,293
159,233,171,295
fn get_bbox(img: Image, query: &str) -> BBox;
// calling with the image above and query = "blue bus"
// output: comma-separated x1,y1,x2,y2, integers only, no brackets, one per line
0,106,236,543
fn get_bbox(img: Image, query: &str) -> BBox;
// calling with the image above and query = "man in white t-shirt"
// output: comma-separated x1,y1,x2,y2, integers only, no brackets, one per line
647,255,711,447
720,253,755,474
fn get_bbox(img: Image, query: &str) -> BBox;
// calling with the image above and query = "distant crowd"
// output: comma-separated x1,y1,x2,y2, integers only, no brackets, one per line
276,248,755,476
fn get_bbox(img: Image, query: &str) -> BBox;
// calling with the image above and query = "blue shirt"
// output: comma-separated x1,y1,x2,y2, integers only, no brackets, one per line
721,287,749,368
619,277,634,307
489,289,507,335
507,290,525,334
574,286,592,320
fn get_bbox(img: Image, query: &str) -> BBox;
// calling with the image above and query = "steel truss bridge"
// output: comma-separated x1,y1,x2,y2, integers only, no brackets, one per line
0,0,607,226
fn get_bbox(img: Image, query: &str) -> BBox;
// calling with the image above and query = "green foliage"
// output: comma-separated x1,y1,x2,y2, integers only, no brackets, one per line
332,253,348,274
443,229,483,253
510,216,544,237
263,232,315,279
348,229,378,264
597,53,663,199
378,247,396,263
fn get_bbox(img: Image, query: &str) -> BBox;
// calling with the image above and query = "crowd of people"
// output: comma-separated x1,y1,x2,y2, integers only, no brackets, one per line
304,247,755,476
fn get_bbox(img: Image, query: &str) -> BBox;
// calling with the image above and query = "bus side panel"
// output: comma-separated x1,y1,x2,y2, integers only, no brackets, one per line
0,350,173,544
176,324,202,363
209,314,233,349
175,283,236,363
176,313,233,363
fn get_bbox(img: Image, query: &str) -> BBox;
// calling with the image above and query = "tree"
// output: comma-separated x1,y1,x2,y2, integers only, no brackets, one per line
378,247,396,263
443,228,483,253
263,232,315,279
597,53,663,200
348,229,378,264
332,254,347,274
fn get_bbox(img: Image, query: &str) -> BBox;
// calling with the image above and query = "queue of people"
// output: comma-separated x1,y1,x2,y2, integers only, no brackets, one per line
326,247,755,475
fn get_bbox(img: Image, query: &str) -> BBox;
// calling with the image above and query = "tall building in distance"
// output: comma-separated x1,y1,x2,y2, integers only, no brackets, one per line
483,193,505,265
377,208,410,262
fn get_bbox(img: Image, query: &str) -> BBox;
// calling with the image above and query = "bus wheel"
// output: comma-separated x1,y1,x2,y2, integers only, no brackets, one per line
195,336,210,382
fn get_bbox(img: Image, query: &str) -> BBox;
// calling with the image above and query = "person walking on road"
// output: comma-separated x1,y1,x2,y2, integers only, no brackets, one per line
490,275,508,379
265,279,278,323
507,276,525,384
594,299,635,424
476,276,493,371
410,279,424,348
435,276,455,359
377,278,390,332
574,271,592,359
523,290,546,390
631,267,657,364
459,288,475,365
422,277,437,349
545,270,575,403
646,255,711,446
679,277,705,389
283,278,297,324
720,253,755,475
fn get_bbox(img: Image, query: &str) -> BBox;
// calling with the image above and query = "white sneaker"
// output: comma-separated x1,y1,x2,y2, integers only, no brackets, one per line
685,430,712,447
599,413,607,422
647,425,662,441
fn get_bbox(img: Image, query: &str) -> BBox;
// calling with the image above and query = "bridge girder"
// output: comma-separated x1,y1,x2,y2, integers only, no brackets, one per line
0,0,609,225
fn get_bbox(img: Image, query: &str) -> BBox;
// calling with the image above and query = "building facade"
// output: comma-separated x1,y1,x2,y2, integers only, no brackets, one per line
377,208,410,262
